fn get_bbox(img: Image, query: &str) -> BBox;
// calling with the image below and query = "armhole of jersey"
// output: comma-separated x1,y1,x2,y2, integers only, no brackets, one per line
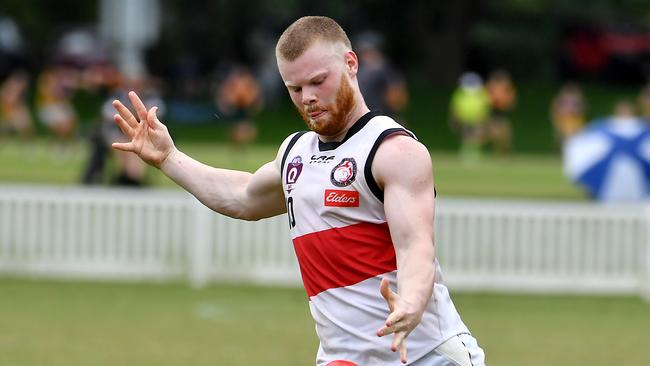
280,131,307,176
364,128,436,202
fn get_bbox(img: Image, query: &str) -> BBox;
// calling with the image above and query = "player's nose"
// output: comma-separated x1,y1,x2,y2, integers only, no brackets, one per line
301,86,318,105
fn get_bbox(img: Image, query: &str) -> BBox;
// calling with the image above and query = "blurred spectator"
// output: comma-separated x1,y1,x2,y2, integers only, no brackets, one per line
449,72,491,163
355,31,408,123
35,65,79,146
485,69,516,154
0,70,33,140
550,82,586,144
215,65,262,150
636,82,650,121
247,28,285,106
79,62,122,93
82,74,164,187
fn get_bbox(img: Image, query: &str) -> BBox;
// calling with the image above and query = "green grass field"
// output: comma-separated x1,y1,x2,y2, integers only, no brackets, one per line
0,278,648,366
0,138,584,200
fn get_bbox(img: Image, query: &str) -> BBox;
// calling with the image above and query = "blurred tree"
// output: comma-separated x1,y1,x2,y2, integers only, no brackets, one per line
4,0,650,86
405,0,480,85
471,0,650,81
0,0,97,69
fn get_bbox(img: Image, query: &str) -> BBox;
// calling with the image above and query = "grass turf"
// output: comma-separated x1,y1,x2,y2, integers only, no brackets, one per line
0,139,584,200
0,278,648,366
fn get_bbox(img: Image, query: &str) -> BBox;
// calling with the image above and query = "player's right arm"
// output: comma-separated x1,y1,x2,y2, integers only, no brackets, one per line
112,91,287,221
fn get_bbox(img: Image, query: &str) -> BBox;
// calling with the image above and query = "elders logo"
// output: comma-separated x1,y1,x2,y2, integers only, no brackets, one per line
324,189,360,207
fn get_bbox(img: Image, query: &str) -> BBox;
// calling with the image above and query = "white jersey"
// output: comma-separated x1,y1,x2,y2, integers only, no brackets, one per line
280,112,470,365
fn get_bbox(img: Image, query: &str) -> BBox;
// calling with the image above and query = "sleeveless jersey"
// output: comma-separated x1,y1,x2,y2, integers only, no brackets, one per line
280,112,469,365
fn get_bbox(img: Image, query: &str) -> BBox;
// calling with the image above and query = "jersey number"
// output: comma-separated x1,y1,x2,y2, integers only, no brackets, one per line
287,197,296,228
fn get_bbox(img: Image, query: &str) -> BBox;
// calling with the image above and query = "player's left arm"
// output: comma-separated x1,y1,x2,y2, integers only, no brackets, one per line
374,133,436,364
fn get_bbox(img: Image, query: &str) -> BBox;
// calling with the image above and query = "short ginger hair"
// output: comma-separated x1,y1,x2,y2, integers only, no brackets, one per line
276,16,352,61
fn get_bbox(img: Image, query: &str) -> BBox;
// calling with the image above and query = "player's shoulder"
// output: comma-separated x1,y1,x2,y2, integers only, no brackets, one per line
368,114,402,128
365,113,417,143
371,114,429,167
376,132,428,159
367,114,416,139
371,132,431,189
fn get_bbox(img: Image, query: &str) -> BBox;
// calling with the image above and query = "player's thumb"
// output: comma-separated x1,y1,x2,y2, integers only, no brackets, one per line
380,278,392,302
147,106,161,128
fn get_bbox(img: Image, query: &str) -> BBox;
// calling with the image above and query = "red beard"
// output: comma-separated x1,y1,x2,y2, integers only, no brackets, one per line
296,74,355,137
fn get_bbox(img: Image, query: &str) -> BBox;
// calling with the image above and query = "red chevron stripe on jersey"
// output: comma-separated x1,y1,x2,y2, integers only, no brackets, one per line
292,222,396,297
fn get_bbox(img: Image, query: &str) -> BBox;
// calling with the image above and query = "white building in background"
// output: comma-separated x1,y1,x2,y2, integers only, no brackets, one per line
0,16,23,55
99,0,160,78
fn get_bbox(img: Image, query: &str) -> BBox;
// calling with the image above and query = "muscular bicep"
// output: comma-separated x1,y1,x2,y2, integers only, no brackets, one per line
373,135,437,314
372,135,435,254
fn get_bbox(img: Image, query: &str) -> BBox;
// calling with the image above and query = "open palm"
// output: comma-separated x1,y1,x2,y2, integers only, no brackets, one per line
112,91,174,168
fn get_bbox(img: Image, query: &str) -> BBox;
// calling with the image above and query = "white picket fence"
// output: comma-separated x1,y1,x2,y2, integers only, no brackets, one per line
0,185,648,300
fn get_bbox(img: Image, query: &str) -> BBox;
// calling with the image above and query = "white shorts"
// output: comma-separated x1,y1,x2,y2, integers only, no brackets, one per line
411,333,485,366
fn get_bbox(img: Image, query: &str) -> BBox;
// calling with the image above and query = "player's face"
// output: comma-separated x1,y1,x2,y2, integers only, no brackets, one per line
278,41,356,137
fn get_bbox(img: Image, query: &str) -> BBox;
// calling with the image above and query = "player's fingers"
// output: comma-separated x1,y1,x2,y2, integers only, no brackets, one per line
377,314,406,337
385,309,404,328
114,114,134,136
113,100,139,128
377,323,393,337
128,91,150,122
399,339,408,364
391,331,407,353
111,141,135,152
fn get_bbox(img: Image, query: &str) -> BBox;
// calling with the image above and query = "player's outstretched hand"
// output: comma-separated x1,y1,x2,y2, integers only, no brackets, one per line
112,91,175,168
377,278,422,364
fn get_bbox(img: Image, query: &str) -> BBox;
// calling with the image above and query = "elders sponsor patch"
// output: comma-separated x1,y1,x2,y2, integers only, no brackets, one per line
324,189,359,207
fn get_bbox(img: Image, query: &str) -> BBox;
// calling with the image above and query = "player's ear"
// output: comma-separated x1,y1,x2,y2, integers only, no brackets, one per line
344,50,358,77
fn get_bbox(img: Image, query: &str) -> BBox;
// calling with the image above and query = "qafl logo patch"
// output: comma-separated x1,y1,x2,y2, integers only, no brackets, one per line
285,156,303,193
330,158,357,187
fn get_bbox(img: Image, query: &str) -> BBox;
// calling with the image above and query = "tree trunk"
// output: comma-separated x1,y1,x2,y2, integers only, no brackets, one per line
407,0,478,85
